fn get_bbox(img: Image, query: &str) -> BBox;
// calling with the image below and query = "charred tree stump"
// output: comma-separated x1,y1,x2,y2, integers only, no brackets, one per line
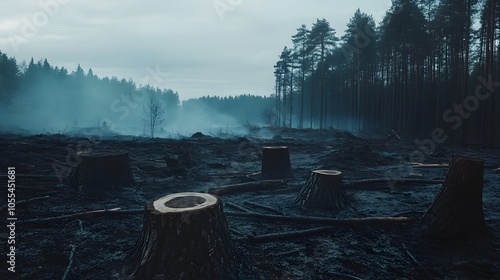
421,155,488,239
295,170,348,210
127,192,233,280
261,146,292,180
68,150,135,195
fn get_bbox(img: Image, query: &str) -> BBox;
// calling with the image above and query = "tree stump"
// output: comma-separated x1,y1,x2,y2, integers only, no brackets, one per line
127,192,233,280
261,146,292,180
68,149,136,195
294,170,348,210
421,155,488,239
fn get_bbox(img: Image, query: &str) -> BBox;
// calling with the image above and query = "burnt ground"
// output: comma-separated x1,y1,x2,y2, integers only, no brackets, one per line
0,128,499,279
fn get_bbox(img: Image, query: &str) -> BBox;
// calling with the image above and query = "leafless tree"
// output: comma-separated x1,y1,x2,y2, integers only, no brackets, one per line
143,93,165,138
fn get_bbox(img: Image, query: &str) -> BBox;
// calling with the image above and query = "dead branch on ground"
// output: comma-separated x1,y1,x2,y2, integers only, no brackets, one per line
207,179,290,195
234,226,335,243
18,208,143,225
225,211,416,227
409,162,448,168
0,195,49,211
224,202,252,213
244,201,285,215
61,245,76,280
345,179,443,190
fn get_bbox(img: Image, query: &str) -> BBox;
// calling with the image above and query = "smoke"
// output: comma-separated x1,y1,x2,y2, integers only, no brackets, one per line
0,79,271,138
160,102,243,137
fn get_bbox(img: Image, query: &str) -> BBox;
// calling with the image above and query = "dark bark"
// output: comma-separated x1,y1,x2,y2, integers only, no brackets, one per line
127,192,233,280
68,149,135,195
295,170,348,210
421,155,488,238
261,146,292,180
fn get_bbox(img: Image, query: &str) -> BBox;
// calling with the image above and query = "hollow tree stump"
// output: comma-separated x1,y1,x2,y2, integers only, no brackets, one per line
68,149,135,195
261,146,292,180
421,155,488,239
294,170,348,210
127,192,233,280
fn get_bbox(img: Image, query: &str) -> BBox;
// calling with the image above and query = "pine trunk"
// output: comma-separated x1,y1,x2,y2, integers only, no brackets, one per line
127,192,233,280
68,149,135,195
295,170,348,210
421,155,488,238
261,146,292,180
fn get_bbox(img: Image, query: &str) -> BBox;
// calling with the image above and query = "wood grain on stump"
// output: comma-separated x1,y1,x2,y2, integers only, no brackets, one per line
261,146,292,180
127,192,233,280
421,155,488,238
295,170,348,210
68,149,135,195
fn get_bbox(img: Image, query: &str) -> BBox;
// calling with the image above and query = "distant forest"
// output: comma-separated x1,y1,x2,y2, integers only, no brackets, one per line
273,0,500,144
0,53,274,136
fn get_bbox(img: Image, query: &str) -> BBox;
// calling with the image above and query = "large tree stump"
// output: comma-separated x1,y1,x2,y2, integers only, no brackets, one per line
261,146,292,180
294,170,348,210
68,149,136,195
127,192,233,280
421,155,488,239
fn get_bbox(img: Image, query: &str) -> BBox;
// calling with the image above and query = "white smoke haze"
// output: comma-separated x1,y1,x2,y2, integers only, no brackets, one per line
0,70,272,138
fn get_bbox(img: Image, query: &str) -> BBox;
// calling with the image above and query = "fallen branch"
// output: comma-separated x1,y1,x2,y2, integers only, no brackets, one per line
226,211,416,227
207,179,290,195
18,208,143,225
67,219,84,233
401,243,431,278
271,248,302,258
61,245,76,280
326,272,364,280
401,243,420,266
0,195,50,211
0,174,60,180
345,179,443,190
244,201,285,215
234,226,335,243
409,162,448,168
225,202,252,213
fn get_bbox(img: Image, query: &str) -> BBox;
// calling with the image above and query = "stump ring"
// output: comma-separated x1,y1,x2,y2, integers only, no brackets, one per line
153,192,218,213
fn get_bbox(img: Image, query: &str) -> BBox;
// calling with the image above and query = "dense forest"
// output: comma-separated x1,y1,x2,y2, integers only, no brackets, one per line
0,53,274,136
273,0,500,144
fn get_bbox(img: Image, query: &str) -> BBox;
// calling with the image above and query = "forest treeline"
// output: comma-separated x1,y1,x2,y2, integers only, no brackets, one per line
0,53,274,135
273,0,499,144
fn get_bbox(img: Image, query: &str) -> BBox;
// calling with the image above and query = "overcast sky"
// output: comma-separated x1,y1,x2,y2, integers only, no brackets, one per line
0,0,392,101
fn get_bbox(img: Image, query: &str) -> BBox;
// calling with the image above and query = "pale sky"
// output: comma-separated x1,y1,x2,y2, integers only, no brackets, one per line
0,0,392,101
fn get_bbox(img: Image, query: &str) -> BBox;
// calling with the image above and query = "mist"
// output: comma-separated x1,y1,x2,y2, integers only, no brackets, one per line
0,55,275,138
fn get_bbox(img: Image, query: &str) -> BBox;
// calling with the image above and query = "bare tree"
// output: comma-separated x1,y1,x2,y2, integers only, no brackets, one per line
143,93,165,138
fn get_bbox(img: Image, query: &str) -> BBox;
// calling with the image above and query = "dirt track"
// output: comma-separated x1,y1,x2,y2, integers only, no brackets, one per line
1,129,499,279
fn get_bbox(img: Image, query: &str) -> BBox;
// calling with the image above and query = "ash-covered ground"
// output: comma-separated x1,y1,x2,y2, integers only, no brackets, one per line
1,128,499,279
